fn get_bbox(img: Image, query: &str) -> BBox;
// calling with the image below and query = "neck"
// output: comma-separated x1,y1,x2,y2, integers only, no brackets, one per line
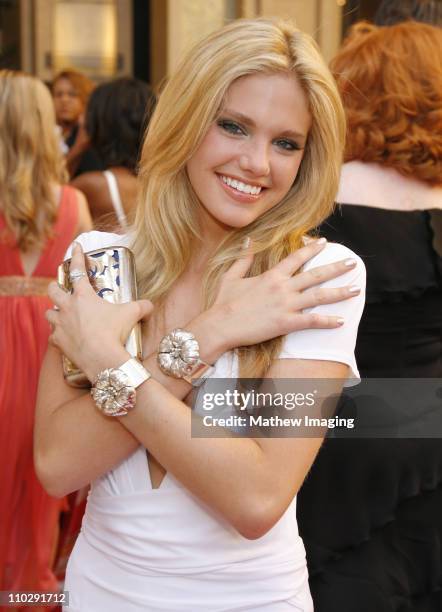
188,241,219,276
59,121,75,138
195,203,233,254
337,161,442,211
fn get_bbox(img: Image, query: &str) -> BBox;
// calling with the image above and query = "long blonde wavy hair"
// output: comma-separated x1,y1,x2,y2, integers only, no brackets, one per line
0,70,67,250
132,18,346,377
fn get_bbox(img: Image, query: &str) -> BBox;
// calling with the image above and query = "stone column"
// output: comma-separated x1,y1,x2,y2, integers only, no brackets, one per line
243,0,343,62
167,0,225,73
152,0,343,85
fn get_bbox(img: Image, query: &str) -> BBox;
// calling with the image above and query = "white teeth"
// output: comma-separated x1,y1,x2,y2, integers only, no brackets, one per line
221,175,262,195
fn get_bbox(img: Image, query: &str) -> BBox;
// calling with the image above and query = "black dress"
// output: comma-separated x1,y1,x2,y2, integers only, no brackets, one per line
297,204,442,611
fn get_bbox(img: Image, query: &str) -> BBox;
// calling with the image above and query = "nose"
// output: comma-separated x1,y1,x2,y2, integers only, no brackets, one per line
238,140,270,177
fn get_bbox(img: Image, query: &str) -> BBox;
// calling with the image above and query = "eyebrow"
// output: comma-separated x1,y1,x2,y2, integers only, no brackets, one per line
220,108,307,141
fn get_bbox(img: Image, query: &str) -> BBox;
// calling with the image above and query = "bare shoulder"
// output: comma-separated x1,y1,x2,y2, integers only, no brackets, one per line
71,186,88,209
71,186,93,235
70,171,105,197
70,171,115,221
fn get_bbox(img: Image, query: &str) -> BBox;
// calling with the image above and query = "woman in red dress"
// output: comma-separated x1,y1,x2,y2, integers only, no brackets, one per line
0,70,92,607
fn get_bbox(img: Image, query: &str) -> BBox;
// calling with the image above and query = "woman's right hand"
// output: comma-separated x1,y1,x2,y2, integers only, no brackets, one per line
204,238,360,352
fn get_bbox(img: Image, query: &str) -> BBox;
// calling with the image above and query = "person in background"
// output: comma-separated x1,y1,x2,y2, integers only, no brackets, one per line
0,70,92,609
71,77,156,231
52,69,103,178
297,21,442,611
328,20,441,376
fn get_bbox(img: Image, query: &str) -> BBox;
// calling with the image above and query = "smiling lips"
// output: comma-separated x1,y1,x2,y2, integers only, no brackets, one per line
218,174,265,202
221,174,262,195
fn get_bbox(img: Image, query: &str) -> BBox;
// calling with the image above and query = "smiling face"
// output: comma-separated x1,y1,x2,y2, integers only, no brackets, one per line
186,72,311,241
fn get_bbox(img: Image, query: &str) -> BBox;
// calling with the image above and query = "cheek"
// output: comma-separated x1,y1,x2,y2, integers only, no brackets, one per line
186,150,204,185
274,155,304,194
196,127,236,168
187,135,228,181
186,152,210,202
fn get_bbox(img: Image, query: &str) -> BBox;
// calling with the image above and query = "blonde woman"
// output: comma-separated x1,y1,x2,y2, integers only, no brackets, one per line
0,71,91,601
35,19,365,611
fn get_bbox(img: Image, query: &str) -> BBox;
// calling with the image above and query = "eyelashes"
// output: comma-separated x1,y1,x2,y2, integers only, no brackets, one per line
216,118,302,152
273,139,301,152
217,119,245,136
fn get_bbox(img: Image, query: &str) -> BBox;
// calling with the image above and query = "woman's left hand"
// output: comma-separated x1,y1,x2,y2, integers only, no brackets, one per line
46,243,153,380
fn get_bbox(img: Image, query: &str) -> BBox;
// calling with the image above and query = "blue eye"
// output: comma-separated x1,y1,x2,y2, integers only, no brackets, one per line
274,139,301,152
217,119,246,136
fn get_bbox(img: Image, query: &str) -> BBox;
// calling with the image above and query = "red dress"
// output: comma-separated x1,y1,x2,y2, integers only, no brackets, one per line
0,187,78,604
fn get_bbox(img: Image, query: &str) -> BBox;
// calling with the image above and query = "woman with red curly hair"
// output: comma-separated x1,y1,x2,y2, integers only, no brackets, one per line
296,21,442,612
326,20,441,374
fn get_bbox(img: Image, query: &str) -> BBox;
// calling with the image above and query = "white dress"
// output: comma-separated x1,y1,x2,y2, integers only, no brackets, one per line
63,232,366,612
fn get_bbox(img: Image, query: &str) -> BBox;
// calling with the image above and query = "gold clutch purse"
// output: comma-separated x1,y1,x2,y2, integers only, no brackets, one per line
57,246,142,388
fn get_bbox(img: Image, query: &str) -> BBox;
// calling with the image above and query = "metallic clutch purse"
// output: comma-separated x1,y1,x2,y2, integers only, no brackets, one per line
57,246,143,388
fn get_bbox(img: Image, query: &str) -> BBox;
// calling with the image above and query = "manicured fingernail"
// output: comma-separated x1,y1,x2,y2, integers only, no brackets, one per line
316,237,327,245
344,258,357,267
242,237,251,250
349,286,360,293
337,317,345,325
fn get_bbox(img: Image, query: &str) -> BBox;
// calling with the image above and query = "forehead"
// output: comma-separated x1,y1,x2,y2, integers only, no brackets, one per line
221,72,311,134
53,78,78,93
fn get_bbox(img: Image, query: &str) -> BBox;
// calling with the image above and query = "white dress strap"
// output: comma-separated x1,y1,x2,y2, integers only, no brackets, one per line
103,170,127,229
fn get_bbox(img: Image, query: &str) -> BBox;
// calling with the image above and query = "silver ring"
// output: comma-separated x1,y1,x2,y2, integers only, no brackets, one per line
53,305,60,311
69,268,87,283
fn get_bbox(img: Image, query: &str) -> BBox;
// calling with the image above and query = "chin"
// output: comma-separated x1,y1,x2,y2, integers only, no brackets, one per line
215,212,258,229
211,203,263,228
